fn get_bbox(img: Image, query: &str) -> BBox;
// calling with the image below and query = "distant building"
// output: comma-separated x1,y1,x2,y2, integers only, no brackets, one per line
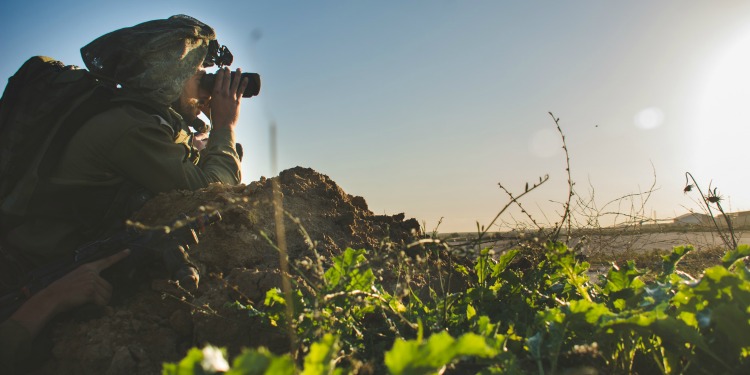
673,212,712,226
720,211,750,227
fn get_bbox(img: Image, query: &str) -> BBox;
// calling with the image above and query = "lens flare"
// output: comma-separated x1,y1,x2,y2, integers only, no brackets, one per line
634,107,664,130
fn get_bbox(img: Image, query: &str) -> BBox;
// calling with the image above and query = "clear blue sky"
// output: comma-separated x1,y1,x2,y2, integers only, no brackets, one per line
3,1,750,232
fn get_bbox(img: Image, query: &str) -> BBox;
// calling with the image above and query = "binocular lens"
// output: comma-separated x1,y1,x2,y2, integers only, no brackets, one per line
199,72,261,98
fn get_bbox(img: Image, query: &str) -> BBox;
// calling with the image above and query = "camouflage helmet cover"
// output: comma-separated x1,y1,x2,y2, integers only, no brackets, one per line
80,15,216,106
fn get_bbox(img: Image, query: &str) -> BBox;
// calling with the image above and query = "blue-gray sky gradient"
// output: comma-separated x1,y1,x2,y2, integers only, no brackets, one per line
3,1,750,232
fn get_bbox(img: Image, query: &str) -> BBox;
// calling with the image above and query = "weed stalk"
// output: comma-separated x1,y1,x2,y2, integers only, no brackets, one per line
684,172,737,250
549,112,573,244
270,122,298,353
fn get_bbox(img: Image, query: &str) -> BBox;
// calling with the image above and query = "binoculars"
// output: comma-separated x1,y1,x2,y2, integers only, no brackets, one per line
200,72,261,98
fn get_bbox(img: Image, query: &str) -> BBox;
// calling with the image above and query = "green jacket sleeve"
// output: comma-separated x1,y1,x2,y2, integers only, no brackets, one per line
56,105,242,194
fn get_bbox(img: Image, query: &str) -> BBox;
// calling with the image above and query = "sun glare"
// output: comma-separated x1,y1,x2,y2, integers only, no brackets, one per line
692,29,750,209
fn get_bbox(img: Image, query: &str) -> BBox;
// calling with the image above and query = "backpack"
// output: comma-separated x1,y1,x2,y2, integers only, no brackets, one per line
0,56,118,216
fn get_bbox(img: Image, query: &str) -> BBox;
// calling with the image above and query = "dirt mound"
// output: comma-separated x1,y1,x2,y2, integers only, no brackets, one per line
34,167,425,374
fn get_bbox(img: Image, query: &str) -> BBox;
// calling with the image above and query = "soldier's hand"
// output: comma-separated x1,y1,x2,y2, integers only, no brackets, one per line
9,249,130,338
208,67,249,131
49,249,131,311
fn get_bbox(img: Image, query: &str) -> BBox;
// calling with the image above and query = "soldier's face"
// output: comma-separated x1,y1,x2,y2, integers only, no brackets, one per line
175,70,211,121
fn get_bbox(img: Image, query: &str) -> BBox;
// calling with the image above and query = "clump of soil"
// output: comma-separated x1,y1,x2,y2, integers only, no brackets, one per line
35,167,435,374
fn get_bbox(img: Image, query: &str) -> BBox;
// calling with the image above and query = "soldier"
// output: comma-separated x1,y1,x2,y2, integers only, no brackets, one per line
0,15,250,372
1,15,247,265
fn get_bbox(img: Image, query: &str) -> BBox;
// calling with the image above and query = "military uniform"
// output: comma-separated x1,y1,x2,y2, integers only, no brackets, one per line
0,15,243,372
2,103,240,264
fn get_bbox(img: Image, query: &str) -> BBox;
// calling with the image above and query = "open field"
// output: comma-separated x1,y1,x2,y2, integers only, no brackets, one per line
478,230,749,253
445,227,746,277
446,223,750,251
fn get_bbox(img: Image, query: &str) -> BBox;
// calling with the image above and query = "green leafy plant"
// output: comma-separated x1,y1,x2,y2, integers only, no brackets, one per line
167,239,750,374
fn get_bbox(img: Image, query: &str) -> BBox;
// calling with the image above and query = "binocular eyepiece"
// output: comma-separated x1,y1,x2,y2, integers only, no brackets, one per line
200,72,261,98
201,41,261,97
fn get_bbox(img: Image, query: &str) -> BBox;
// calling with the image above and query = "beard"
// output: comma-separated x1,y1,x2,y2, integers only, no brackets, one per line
173,95,204,122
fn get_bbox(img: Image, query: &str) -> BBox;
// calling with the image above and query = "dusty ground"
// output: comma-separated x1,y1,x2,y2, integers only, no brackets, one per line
30,167,431,374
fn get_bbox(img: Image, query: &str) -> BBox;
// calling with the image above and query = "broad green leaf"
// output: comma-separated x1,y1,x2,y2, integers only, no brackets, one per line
567,299,613,325
385,332,498,375
492,249,519,277
264,288,287,306
324,248,374,291
466,304,476,320
722,244,750,268
661,245,693,276
603,261,645,295
476,315,496,337
228,347,295,375
677,311,698,328
339,267,374,291
163,346,230,375
454,264,469,276
227,350,269,375
454,333,501,357
389,297,408,313
162,347,204,375
384,337,424,375
302,334,338,375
